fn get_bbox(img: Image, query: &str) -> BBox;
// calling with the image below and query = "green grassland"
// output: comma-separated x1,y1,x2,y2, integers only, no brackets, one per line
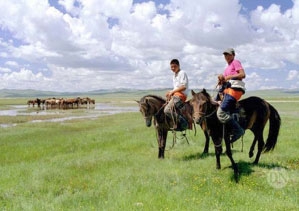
0,90,298,210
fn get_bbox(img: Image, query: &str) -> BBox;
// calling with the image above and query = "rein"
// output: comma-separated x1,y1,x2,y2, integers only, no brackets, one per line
142,95,191,150
193,109,216,120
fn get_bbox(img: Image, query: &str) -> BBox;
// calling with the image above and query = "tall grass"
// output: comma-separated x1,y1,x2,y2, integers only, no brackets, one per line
0,101,298,210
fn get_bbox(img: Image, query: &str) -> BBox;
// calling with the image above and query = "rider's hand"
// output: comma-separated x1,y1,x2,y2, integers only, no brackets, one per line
218,74,225,85
166,91,173,100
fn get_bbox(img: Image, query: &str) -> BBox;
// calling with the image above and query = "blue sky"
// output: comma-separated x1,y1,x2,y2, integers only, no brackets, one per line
240,0,293,12
0,0,299,92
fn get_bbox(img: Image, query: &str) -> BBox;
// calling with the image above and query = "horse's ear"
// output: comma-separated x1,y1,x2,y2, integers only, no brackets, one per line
202,88,206,93
191,90,196,96
135,100,140,104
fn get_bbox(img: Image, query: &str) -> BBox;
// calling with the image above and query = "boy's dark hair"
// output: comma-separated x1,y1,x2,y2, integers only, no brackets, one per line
170,59,180,66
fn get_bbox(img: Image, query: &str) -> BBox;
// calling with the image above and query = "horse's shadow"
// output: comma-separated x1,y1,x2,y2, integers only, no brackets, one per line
182,152,214,160
222,161,255,181
182,149,239,161
255,162,287,169
182,152,287,182
226,161,288,182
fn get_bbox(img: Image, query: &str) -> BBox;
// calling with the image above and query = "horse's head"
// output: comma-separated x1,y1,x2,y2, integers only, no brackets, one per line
137,98,153,127
190,89,210,124
136,95,166,127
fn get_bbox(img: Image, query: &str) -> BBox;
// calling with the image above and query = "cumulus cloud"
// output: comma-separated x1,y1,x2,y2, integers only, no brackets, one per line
0,0,298,92
4,61,19,68
287,70,299,80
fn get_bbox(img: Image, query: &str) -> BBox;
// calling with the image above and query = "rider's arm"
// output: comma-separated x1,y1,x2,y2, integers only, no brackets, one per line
225,69,246,81
167,85,186,97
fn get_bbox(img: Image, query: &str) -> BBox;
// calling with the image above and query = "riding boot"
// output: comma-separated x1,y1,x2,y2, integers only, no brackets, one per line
227,118,244,143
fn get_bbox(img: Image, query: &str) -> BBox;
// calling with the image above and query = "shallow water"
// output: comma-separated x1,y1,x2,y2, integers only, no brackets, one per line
0,103,138,127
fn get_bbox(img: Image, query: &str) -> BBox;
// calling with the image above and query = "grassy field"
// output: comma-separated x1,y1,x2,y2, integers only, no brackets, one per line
0,92,298,210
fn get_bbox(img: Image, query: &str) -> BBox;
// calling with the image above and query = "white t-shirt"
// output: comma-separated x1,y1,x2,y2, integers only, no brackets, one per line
173,70,188,97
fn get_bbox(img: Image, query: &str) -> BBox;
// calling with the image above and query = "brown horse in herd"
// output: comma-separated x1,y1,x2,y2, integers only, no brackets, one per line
27,97,95,109
27,98,42,107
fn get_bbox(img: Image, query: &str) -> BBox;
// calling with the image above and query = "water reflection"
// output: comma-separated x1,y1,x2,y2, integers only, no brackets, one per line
0,103,138,127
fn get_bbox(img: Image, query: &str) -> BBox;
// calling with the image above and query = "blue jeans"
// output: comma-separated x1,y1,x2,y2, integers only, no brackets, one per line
220,94,236,112
217,94,236,123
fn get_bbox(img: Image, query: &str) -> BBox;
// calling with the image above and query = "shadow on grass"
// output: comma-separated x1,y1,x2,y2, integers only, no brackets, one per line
181,151,288,182
220,161,253,182
181,149,239,161
256,162,288,169
225,161,288,182
181,152,214,161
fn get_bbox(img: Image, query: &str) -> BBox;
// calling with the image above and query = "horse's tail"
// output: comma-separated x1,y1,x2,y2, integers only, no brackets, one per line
264,104,281,152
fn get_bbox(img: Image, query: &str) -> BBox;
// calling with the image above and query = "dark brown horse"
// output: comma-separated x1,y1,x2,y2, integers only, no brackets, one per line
190,89,281,180
27,98,41,107
137,95,202,158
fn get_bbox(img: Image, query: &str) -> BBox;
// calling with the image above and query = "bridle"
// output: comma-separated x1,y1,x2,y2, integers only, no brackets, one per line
193,98,217,121
194,109,217,120
139,95,191,149
140,97,165,120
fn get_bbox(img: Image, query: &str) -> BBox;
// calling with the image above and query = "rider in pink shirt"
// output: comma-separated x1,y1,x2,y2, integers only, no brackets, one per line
223,60,243,78
217,48,246,143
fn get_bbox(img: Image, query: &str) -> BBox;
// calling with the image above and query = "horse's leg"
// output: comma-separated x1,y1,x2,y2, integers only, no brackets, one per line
215,144,222,170
253,131,265,164
200,121,210,154
157,129,168,159
203,130,210,154
211,136,222,169
249,135,257,158
224,135,239,181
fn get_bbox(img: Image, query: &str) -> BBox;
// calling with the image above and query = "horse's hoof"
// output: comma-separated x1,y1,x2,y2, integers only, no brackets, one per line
233,169,240,182
203,150,209,154
234,173,239,183
249,151,254,158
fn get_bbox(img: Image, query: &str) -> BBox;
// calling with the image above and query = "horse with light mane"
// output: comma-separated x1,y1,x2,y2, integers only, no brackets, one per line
137,94,209,158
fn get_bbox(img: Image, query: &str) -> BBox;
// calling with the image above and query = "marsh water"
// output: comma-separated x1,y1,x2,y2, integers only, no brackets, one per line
0,103,138,128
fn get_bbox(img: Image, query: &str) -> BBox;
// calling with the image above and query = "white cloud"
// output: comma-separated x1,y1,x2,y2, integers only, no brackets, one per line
0,0,298,92
287,70,299,80
4,61,19,68
2,68,43,81
0,67,12,73
0,68,47,90
243,72,263,90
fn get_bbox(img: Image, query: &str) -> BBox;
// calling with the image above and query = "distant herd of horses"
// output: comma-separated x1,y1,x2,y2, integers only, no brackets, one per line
27,97,95,109
137,89,281,181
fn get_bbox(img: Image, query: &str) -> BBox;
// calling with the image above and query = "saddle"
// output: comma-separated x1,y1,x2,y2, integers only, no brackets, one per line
232,104,247,128
156,100,193,131
173,101,193,131
213,95,247,131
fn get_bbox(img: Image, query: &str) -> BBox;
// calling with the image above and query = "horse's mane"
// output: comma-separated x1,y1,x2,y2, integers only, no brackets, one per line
141,95,166,103
200,89,212,102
